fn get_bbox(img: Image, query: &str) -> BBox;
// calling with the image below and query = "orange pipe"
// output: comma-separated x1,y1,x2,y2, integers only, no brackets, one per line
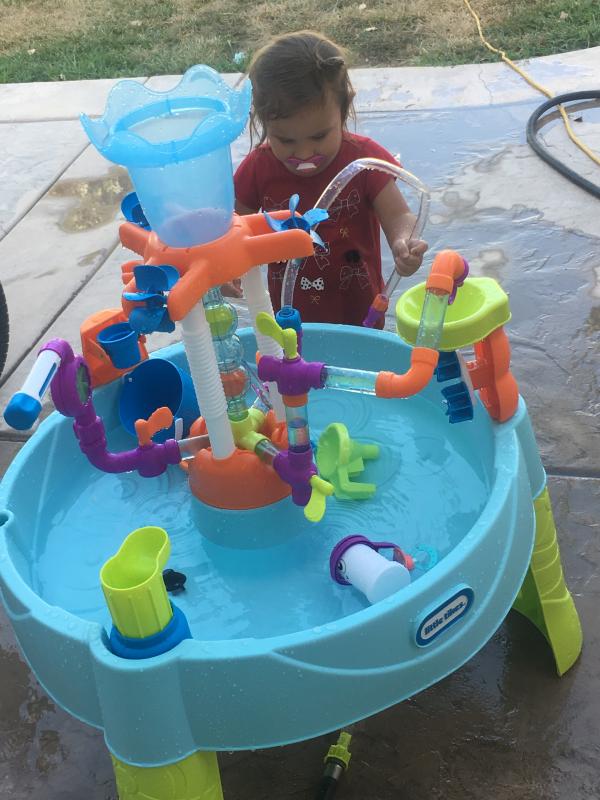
375,347,439,399
425,249,466,295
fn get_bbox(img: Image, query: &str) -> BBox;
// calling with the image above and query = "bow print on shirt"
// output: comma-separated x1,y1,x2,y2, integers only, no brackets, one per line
262,195,289,212
327,189,360,223
300,276,325,291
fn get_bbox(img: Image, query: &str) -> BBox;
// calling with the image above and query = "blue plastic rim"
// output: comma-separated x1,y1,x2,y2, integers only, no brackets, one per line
0,326,543,764
119,356,200,442
96,322,141,369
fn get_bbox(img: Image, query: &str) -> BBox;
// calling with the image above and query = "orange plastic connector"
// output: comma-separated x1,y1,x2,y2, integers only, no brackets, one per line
119,211,314,322
371,294,389,313
375,347,439,399
426,249,466,295
467,327,519,422
80,309,148,388
282,393,308,408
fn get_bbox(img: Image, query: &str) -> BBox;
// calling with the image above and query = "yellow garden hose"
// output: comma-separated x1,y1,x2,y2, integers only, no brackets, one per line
463,0,600,169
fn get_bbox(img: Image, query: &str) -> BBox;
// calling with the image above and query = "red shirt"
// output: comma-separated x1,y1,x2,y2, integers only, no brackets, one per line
234,133,399,325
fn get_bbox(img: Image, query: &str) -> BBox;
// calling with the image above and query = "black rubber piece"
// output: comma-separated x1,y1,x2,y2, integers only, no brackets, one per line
0,280,8,378
162,568,187,593
526,91,600,199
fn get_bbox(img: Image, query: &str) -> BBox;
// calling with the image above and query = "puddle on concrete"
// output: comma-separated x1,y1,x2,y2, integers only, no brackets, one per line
48,166,131,233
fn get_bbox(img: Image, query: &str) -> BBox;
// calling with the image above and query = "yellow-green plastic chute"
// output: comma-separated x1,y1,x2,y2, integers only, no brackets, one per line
100,526,172,639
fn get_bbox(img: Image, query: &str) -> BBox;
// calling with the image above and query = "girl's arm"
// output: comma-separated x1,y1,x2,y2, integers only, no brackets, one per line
373,181,428,277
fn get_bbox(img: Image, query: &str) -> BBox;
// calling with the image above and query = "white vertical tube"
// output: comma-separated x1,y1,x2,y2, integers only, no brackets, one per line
180,302,235,459
241,266,286,421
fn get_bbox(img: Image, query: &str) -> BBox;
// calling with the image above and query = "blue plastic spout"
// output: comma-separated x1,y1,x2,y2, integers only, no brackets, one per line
81,65,251,248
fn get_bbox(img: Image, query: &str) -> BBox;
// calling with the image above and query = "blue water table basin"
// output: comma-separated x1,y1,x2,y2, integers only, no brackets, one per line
0,321,576,768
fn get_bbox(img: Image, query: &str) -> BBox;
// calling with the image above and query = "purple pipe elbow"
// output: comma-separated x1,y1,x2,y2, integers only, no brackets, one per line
43,338,181,478
75,411,181,477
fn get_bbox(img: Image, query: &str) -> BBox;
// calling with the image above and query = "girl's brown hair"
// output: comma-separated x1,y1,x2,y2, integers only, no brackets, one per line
247,31,356,145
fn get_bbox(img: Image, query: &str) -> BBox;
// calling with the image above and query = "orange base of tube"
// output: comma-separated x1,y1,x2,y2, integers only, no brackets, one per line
187,413,290,509
188,448,290,509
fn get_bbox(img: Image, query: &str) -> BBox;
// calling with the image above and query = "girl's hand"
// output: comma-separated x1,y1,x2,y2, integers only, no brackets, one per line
392,238,428,277
220,278,243,298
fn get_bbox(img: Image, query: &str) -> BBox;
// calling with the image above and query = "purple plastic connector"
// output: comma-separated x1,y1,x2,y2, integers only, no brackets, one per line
273,448,317,507
448,257,470,305
362,305,385,329
258,355,325,397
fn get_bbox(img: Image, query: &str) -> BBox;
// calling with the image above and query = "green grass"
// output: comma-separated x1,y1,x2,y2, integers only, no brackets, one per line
420,0,600,66
0,0,598,83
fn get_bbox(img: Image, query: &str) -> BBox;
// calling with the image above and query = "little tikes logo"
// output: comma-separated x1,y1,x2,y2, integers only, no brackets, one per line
416,587,474,646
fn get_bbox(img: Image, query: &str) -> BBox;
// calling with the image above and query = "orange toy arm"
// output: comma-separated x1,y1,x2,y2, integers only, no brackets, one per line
119,222,152,256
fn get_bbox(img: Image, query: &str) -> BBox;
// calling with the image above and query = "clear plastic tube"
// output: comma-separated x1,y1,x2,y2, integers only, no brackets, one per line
281,158,430,309
255,437,279,465
321,366,378,394
415,291,450,351
286,404,311,452
178,433,211,460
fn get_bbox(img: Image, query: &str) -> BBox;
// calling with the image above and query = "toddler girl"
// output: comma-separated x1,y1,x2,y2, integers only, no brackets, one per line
234,30,428,326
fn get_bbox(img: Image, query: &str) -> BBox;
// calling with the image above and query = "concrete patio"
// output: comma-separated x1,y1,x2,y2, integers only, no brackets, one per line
0,47,599,799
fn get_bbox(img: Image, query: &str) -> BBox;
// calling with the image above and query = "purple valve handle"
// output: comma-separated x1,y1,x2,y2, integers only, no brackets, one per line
44,339,181,478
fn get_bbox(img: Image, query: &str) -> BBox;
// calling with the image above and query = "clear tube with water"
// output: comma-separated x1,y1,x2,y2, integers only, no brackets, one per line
321,366,378,395
286,405,311,451
177,434,211,460
281,158,430,309
415,291,450,351
255,437,279,465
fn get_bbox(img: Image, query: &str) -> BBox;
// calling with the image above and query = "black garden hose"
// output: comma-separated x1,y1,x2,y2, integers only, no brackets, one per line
526,90,600,199
0,279,8,377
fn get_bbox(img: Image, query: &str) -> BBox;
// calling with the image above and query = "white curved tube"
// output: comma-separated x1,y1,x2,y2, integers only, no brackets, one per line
281,158,430,309
181,302,235,459
241,266,286,421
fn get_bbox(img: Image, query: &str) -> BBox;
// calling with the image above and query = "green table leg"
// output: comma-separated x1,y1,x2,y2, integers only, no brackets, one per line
112,750,224,800
513,485,583,675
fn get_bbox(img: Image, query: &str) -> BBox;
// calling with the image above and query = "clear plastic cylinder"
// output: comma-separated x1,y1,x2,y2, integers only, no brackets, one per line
321,366,378,395
415,291,450,351
255,438,279,465
178,434,211,460
285,405,311,452
129,145,233,248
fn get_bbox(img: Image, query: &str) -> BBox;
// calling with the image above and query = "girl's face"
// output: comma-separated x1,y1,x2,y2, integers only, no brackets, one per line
266,92,344,177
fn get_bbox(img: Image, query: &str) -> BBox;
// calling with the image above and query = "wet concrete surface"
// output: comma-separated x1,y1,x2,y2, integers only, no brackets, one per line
1,95,599,798
0,467,597,800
